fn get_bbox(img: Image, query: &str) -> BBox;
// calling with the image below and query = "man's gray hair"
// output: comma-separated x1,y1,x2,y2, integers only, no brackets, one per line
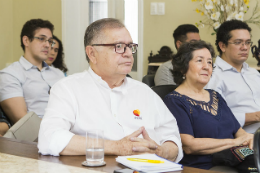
84,18,125,62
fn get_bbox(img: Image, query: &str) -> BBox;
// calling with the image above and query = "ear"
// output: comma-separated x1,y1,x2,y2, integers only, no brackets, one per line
22,36,30,48
176,40,182,49
85,46,97,64
218,42,226,53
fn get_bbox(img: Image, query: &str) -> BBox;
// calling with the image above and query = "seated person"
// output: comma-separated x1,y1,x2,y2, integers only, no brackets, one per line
206,20,260,134
154,24,200,86
164,40,253,169
0,107,11,136
0,19,64,124
38,18,183,162
45,35,68,76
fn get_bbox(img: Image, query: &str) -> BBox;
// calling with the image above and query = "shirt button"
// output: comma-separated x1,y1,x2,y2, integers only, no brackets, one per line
114,114,116,117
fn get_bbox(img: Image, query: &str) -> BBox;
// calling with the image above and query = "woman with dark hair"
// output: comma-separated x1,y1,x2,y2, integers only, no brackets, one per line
46,35,68,75
163,40,253,170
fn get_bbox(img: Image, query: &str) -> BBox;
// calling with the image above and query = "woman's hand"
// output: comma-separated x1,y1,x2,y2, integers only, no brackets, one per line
234,128,254,149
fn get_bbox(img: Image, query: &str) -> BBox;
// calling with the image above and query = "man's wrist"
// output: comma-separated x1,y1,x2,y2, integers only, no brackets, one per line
104,140,117,155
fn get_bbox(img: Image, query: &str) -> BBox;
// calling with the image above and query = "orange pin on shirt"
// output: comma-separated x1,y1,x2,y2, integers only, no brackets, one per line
133,109,140,116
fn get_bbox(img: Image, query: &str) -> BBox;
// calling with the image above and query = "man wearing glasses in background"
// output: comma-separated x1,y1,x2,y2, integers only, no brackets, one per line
0,19,64,125
38,18,183,162
206,20,260,134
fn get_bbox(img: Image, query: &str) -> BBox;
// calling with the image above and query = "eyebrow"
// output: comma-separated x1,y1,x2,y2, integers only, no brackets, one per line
112,42,134,44
197,56,212,60
233,39,251,41
37,35,53,39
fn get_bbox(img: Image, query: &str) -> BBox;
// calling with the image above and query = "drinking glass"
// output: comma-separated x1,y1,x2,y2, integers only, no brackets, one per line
85,130,104,166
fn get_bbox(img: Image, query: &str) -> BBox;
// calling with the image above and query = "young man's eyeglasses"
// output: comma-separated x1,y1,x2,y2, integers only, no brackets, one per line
91,43,138,54
34,37,56,47
228,41,253,47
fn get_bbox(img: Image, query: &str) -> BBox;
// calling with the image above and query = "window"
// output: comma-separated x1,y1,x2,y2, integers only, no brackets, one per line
89,0,108,24
124,0,138,71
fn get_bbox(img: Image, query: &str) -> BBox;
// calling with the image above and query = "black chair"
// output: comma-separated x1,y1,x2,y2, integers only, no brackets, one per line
254,127,260,173
151,85,178,100
142,74,155,87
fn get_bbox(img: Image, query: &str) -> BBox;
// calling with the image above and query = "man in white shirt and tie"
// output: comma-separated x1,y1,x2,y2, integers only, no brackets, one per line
206,20,260,133
38,18,183,162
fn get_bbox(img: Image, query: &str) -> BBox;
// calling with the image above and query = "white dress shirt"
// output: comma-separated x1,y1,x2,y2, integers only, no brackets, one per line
38,67,183,162
0,56,64,118
206,56,260,133
154,60,176,86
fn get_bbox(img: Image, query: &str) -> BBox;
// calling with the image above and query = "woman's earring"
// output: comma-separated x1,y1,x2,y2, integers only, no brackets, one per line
182,75,186,80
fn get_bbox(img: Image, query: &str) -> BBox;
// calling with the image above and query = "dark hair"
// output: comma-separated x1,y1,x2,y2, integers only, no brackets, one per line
20,19,54,51
172,40,215,85
84,18,125,62
52,35,68,73
216,20,251,55
173,24,199,49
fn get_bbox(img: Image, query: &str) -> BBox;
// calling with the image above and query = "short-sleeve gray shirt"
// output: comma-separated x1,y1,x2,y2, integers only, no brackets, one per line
0,56,64,118
154,60,176,86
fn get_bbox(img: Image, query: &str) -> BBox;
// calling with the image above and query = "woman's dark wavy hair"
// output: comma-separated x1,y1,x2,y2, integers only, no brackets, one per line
172,40,215,85
52,35,68,73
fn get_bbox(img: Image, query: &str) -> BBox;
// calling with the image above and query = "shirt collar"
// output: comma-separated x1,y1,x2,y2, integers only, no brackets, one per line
215,56,250,72
19,56,50,71
88,67,128,94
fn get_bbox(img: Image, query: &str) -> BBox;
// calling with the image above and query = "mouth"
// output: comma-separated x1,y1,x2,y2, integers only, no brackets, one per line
42,50,49,54
201,74,208,76
240,53,248,56
122,62,132,65
48,57,54,61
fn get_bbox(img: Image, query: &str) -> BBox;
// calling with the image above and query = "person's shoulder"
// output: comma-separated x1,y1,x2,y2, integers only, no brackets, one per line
1,61,23,73
0,61,25,80
127,77,151,89
206,89,225,100
160,60,172,70
246,66,260,75
49,66,65,77
127,78,160,97
53,71,88,86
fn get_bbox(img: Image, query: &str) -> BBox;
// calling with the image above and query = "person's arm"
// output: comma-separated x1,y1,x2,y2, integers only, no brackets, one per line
234,127,254,149
0,122,9,136
181,133,243,155
245,111,260,126
181,127,254,155
0,72,27,124
0,97,27,124
60,127,158,156
138,128,178,161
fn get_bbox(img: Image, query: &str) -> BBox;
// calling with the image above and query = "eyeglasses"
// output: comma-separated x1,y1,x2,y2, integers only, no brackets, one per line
34,37,56,47
91,43,138,54
228,41,253,47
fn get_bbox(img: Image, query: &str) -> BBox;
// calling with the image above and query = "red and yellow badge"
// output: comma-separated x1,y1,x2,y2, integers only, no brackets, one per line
133,109,140,116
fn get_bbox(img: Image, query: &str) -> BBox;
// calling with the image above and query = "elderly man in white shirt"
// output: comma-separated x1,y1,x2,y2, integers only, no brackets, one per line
38,18,183,162
206,20,260,134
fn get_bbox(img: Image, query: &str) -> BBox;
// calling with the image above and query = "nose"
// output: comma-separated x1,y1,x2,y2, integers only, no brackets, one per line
203,61,210,70
241,42,248,50
123,46,133,57
50,48,55,55
44,40,50,48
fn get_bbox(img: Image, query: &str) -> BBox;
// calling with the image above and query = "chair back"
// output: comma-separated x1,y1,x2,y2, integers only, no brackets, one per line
3,112,41,142
142,74,155,87
254,127,260,173
151,85,178,100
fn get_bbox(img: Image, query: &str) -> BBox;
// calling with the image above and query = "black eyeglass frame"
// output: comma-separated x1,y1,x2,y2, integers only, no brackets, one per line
228,41,253,47
33,37,56,47
91,43,138,54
